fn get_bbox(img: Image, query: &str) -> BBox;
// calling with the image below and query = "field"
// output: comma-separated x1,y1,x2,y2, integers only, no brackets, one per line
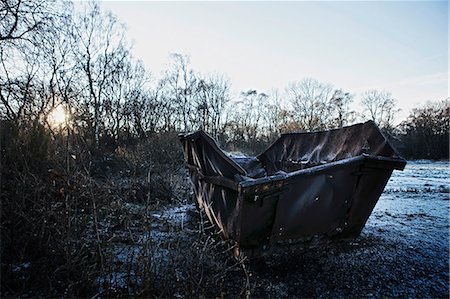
83,160,449,297
4,159,448,297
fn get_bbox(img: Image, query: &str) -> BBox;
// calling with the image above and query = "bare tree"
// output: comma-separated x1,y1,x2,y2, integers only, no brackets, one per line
0,0,73,123
360,89,399,130
123,62,160,138
286,78,334,131
73,1,129,147
0,0,57,42
163,53,197,132
102,46,145,141
195,73,231,138
258,89,284,140
277,108,301,133
227,90,268,142
329,89,355,128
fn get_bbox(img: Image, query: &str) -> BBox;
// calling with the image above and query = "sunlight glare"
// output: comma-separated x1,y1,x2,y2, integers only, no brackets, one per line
50,105,67,127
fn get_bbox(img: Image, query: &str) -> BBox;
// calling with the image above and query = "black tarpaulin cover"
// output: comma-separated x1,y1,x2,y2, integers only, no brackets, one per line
179,121,406,255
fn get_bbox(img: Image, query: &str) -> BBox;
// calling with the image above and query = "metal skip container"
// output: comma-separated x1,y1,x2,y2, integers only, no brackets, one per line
179,121,406,256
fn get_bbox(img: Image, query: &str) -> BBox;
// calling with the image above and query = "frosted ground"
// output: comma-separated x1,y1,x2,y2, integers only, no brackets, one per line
99,160,449,297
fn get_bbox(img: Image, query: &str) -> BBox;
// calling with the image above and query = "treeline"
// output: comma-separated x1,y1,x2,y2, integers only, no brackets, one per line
397,101,449,159
0,0,448,158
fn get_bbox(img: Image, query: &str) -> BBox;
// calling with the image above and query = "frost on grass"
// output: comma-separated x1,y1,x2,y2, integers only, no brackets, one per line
95,201,248,297
93,160,449,297
247,160,449,298
5,160,448,297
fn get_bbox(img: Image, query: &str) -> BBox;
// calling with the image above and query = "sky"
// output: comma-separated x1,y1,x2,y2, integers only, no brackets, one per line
101,0,448,122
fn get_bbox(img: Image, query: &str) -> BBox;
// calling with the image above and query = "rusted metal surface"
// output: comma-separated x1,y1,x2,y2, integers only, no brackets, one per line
179,121,406,255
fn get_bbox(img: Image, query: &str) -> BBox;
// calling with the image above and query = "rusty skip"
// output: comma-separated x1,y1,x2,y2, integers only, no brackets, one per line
179,121,406,256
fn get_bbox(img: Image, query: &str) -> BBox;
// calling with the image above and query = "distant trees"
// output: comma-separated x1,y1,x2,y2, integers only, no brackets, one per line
398,100,449,159
329,89,355,128
285,78,356,132
74,1,130,147
228,90,268,142
163,53,196,132
195,74,230,139
360,90,399,132
0,0,446,159
287,78,334,131
157,53,233,137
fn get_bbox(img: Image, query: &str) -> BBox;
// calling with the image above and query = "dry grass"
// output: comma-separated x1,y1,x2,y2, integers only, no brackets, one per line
1,124,250,297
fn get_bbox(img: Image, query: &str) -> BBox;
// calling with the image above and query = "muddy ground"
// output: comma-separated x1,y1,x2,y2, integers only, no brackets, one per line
93,160,449,298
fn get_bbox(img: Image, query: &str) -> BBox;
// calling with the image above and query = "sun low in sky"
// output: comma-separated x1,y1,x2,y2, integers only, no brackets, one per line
49,105,67,128
102,0,448,121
